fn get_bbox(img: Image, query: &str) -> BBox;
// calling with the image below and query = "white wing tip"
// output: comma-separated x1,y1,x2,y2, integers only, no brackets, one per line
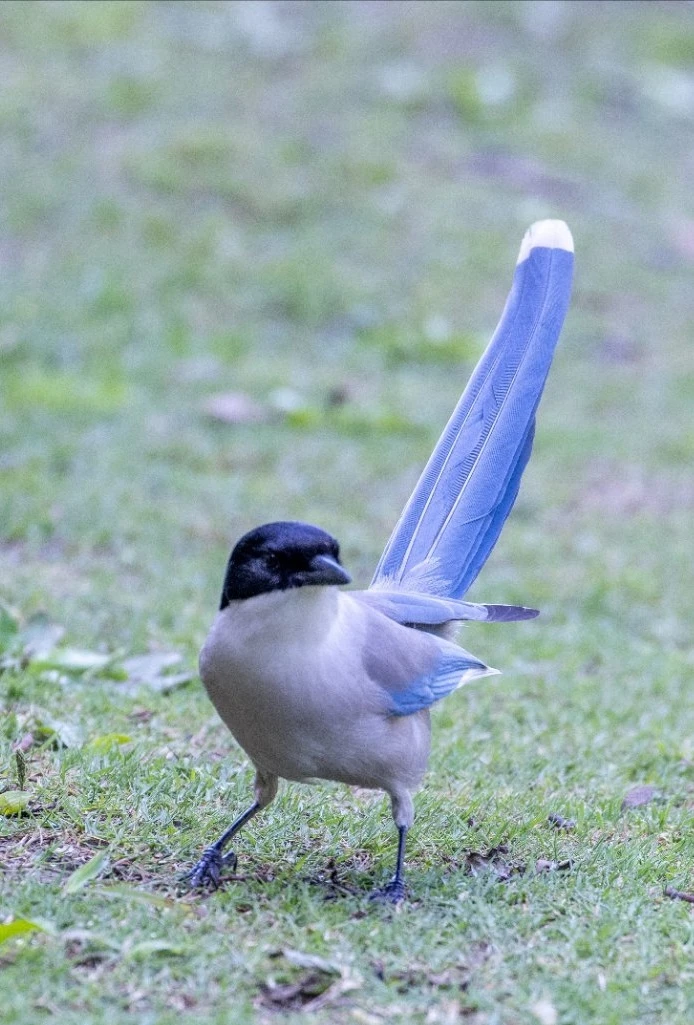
517,219,574,265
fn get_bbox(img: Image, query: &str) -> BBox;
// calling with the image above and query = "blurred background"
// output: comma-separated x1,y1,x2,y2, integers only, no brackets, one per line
4,4,694,1020
1,0,693,656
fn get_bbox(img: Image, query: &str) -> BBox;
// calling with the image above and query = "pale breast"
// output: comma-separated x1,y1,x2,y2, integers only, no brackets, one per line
198,588,431,792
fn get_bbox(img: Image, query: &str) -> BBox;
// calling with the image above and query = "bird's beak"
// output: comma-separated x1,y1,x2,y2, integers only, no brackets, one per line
307,553,352,587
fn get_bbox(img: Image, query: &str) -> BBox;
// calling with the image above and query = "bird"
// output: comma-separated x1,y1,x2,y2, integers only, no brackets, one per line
187,219,574,902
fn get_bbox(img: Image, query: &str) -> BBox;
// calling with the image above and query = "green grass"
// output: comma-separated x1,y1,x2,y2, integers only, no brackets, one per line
2,1,694,1021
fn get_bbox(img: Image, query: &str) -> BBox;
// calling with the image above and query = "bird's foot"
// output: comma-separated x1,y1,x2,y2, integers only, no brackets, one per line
185,845,237,889
369,877,407,905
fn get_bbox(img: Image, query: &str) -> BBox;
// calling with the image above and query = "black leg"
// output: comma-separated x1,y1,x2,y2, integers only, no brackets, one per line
185,801,261,889
370,825,408,904
185,770,278,890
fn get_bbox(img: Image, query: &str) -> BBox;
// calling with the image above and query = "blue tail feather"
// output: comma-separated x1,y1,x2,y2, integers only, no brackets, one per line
371,222,573,600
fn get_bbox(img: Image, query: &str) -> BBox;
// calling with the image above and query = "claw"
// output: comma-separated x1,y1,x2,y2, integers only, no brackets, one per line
221,849,238,871
185,845,232,889
369,878,407,904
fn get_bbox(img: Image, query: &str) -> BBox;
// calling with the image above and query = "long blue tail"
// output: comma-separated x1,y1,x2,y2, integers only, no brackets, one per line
371,220,574,600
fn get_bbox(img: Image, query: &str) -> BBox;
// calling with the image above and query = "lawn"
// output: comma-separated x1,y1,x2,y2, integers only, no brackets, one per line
2,2,694,1022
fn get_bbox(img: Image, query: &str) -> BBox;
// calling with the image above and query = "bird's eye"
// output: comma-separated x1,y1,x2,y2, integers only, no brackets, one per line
265,551,280,570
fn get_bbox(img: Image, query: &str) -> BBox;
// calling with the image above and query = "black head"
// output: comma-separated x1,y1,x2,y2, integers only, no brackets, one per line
219,521,352,608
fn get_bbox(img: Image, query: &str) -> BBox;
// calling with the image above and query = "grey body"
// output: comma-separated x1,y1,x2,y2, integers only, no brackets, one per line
200,586,433,826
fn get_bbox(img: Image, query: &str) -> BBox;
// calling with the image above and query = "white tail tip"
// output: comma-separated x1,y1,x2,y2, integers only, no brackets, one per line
517,219,574,264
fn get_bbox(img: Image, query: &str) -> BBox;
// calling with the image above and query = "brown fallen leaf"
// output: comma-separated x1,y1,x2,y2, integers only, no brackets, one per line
12,733,35,755
622,785,659,810
375,942,492,996
386,962,471,994
302,858,359,899
464,844,524,881
120,653,195,693
664,885,694,904
260,971,359,1013
547,813,576,831
261,973,328,1006
127,708,154,723
259,949,361,1013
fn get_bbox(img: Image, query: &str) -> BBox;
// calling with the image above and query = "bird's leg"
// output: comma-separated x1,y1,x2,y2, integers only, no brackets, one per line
185,801,260,889
185,771,278,889
370,825,408,904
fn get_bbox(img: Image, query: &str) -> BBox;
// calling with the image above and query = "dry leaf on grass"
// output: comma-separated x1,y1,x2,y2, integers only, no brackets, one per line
121,652,195,693
664,885,694,904
464,844,524,881
622,785,659,810
547,813,576,831
259,949,361,1012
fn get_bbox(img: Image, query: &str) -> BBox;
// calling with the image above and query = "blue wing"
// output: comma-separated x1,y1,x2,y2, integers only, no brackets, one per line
371,220,574,600
384,639,498,717
352,593,499,716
